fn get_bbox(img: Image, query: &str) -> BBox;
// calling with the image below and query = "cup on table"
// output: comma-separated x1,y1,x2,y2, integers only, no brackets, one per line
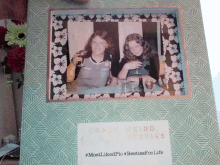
127,81,139,93
117,78,128,93
117,78,139,93
145,79,155,90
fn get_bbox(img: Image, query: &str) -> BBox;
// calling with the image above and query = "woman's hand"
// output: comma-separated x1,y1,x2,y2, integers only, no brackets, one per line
142,75,156,84
118,60,142,80
70,50,86,65
124,61,142,70
67,50,86,82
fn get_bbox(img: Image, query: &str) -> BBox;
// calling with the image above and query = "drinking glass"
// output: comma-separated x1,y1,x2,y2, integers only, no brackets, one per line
76,50,87,68
132,59,142,76
117,78,127,93
145,79,154,90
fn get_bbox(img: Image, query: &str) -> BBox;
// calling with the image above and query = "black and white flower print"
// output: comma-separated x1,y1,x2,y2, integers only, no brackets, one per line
52,20,63,30
171,54,182,70
51,74,62,86
164,65,173,84
173,81,184,95
53,84,66,100
144,14,150,19
54,56,67,74
151,14,161,22
173,83,181,95
163,90,170,96
102,15,111,22
50,70,55,78
152,91,163,96
170,70,181,83
168,27,178,42
169,34,179,43
96,15,111,22
145,91,151,97
116,14,122,19
61,15,66,20
96,15,102,22
51,45,63,57
162,37,170,53
168,27,178,35
131,15,140,22
124,14,141,22
52,15,56,23
66,94,79,100
167,44,178,55
160,14,167,21
89,15,95,19
54,28,67,46
180,81,185,95
164,18,175,28
176,53,182,70
111,19,119,22
124,15,132,22
51,42,56,50
76,15,84,22
68,15,74,20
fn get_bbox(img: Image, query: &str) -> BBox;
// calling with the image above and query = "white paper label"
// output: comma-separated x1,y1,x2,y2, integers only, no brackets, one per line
78,120,172,165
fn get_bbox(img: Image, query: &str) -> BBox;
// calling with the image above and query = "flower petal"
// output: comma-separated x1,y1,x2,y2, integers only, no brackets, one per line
52,79,58,86
54,58,60,64
53,86,60,94
54,37,60,43
57,75,62,79
60,66,66,74
54,65,60,71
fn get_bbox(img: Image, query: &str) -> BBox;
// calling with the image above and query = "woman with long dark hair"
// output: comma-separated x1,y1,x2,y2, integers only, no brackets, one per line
118,33,159,85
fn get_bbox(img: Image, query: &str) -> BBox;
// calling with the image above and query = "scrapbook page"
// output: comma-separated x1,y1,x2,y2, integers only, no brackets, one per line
20,1,220,165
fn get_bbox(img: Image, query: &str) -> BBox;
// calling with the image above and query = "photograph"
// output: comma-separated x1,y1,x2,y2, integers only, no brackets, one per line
66,20,162,95
47,8,191,101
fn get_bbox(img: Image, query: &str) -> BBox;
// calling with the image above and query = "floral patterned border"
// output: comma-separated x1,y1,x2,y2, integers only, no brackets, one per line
49,13,185,101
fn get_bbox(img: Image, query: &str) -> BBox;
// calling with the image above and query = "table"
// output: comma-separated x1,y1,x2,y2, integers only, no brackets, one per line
70,81,164,96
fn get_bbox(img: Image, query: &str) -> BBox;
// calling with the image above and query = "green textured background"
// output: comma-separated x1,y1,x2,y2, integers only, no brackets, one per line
20,0,220,164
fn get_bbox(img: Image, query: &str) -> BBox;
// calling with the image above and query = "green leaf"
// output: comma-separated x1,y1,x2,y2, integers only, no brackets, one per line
7,84,11,88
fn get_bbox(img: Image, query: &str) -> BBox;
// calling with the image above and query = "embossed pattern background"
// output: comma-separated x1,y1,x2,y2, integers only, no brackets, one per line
20,0,220,164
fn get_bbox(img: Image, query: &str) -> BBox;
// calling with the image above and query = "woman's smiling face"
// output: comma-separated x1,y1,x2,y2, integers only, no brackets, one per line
128,40,143,56
91,36,108,56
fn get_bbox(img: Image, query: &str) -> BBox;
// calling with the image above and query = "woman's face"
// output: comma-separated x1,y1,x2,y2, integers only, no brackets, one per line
128,40,143,56
91,36,108,56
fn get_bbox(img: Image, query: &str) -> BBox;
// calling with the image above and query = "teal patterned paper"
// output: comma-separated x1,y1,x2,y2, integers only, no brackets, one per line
20,0,220,165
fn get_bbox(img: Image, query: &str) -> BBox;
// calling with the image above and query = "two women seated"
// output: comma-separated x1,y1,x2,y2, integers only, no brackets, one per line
67,30,159,93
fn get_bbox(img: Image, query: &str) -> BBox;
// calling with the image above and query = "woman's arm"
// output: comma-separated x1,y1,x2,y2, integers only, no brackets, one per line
117,66,129,79
66,62,76,82
66,51,84,82
117,58,157,84
118,59,142,79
